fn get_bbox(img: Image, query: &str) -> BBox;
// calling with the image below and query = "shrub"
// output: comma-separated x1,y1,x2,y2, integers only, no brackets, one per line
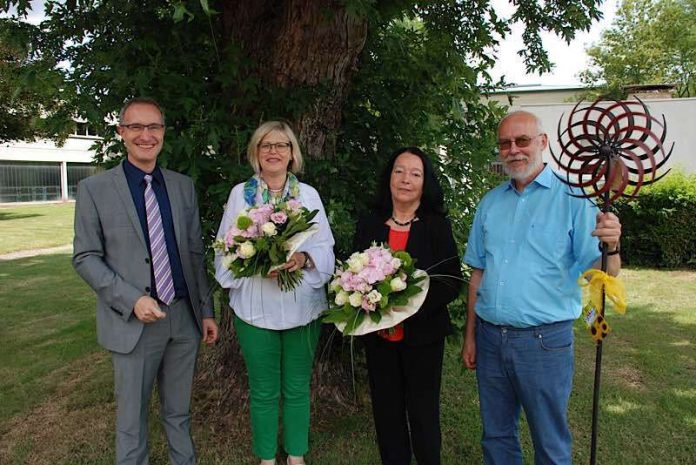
615,169,696,269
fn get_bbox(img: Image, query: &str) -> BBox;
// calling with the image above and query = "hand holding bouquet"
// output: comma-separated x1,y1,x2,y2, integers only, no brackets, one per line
323,244,429,335
214,199,318,292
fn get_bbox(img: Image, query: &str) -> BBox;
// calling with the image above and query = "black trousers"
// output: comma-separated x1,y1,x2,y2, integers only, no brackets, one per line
365,338,446,465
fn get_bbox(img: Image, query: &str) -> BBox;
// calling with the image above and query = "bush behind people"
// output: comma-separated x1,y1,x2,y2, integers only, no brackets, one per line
615,169,696,268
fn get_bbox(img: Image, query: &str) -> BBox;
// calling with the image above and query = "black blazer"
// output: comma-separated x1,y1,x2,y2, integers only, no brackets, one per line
354,212,463,347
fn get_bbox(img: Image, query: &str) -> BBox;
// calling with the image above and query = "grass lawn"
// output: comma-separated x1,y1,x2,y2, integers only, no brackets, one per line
0,203,76,255
0,255,694,464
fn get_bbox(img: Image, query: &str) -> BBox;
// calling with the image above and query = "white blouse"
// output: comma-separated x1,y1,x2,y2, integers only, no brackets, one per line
214,182,335,330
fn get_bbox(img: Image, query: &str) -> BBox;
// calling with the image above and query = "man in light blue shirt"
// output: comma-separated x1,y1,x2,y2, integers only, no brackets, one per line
461,111,622,465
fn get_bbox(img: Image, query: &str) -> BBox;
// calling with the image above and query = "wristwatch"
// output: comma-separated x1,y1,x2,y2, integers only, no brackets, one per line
600,242,621,256
607,245,620,256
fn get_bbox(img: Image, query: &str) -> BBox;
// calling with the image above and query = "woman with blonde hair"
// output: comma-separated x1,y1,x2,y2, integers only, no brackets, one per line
215,121,335,465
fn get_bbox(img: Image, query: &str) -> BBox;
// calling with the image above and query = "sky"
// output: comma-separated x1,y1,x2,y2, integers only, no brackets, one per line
12,0,619,87
489,0,619,86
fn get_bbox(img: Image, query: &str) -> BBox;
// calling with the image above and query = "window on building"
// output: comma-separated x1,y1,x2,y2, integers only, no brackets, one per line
489,161,505,176
74,122,99,137
67,163,101,199
0,161,61,202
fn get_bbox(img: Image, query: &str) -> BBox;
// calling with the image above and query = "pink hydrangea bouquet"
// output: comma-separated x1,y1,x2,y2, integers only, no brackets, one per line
323,244,429,335
214,200,318,291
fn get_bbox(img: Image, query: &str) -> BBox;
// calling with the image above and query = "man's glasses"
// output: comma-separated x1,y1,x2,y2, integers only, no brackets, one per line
120,123,165,133
259,142,292,153
498,134,542,151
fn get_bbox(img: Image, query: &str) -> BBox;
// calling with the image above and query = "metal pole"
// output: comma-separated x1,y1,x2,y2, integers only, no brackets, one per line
589,274,606,465
589,158,612,465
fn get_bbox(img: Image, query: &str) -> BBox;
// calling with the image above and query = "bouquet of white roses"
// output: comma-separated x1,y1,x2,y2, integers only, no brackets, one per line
214,199,318,292
323,244,429,335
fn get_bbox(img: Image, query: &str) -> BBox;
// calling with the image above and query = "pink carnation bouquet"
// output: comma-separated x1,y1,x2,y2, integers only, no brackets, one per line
323,243,429,335
214,200,318,291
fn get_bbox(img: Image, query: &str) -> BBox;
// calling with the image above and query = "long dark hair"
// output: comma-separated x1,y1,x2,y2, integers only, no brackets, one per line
374,146,446,216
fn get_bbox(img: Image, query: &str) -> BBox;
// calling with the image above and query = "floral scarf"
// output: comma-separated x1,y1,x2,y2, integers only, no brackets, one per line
243,172,300,207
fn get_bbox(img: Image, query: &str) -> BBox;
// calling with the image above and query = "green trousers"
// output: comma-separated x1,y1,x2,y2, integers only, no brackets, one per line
235,316,321,460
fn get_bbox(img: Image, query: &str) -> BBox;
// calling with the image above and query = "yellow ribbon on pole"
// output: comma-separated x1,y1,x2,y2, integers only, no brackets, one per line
578,269,627,342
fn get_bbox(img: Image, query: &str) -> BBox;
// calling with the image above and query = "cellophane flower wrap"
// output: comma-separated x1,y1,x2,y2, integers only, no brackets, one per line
214,199,318,292
323,243,428,335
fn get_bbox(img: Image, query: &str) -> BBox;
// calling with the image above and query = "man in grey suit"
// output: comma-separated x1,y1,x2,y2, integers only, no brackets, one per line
73,97,219,465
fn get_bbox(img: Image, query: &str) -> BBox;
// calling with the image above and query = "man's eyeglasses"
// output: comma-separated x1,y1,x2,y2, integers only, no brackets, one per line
120,123,165,133
498,134,542,151
259,142,292,153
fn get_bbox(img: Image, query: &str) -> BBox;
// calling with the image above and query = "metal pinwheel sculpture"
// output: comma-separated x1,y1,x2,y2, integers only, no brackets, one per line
550,98,672,465
551,98,673,205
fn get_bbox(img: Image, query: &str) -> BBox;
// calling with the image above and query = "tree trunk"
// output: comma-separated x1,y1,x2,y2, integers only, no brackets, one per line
220,0,368,158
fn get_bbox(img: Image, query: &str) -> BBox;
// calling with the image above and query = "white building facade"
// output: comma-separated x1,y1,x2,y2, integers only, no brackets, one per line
0,130,100,203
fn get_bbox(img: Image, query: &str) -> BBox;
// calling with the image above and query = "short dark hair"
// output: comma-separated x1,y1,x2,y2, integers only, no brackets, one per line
118,97,165,124
374,146,446,216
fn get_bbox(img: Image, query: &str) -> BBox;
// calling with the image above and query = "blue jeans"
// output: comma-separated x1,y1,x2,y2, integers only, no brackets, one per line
476,317,574,465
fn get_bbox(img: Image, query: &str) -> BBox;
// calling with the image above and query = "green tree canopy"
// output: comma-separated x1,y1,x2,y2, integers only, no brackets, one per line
581,0,696,98
0,0,603,252
0,18,72,142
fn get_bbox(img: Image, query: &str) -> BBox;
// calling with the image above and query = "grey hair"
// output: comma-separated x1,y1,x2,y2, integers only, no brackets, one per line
498,110,544,134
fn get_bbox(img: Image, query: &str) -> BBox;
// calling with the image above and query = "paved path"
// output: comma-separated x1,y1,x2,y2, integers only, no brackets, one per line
0,244,72,261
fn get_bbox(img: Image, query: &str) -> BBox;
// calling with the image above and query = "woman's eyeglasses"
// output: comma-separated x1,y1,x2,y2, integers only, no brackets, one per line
259,142,292,153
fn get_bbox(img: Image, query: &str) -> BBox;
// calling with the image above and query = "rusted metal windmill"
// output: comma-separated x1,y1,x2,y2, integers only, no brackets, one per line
550,98,673,465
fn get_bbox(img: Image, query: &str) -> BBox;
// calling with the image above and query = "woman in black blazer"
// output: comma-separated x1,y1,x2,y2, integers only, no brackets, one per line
354,147,463,465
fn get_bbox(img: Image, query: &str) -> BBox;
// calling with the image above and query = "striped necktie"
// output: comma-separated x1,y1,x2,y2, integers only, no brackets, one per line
144,174,175,305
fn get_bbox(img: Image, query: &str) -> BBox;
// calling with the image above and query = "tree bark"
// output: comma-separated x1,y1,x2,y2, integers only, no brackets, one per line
220,0,368,158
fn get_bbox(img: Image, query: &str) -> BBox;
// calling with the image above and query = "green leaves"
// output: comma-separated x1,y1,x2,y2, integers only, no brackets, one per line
343,311,365,336
393,250,412,270
376,281,391,298
510,0,602,74
322,305,354,323
282,208,318,237
172,2,194,23
0,18,74,142
614,169,696,268
581,0,696,98
268,242,283,265
199,0,213,16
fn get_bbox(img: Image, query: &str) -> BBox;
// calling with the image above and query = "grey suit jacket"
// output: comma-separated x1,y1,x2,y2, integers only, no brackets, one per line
72,161,212,354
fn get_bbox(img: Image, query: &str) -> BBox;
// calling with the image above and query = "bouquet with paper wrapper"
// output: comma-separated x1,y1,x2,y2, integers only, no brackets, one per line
323,244,429,336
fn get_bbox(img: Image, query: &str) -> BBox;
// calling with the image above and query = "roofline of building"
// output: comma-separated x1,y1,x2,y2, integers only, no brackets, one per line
488,84,587,94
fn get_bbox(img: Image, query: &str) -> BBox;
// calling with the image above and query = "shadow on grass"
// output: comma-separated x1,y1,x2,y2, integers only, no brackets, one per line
571,301,696,465
0,212,43,221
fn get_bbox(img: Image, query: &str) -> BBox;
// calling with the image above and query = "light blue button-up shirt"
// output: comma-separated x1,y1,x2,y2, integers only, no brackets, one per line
464,165,600,327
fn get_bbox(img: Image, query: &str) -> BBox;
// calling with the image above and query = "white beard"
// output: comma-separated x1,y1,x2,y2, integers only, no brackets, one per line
503,154,544,181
